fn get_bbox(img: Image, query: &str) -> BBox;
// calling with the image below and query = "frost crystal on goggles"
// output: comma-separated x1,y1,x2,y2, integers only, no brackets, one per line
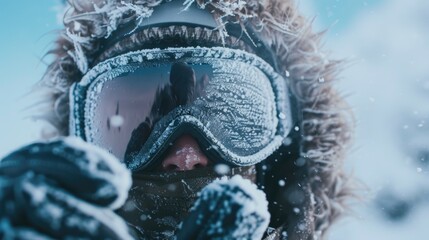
70,47,292,171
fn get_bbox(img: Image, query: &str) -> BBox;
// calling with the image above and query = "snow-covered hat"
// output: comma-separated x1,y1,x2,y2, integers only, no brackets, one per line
38,0,354,239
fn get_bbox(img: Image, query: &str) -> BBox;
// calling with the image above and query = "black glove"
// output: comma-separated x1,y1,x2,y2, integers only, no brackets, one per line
176,175,270,240
0,137,133,239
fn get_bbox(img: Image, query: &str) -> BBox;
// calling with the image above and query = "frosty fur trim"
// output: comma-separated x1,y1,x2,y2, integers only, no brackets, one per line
37,0,354,239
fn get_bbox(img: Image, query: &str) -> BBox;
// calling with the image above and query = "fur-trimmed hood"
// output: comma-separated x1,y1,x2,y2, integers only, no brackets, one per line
37,1,353,239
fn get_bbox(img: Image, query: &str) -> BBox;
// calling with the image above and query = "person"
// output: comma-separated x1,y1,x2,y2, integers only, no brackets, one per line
0,0,353,239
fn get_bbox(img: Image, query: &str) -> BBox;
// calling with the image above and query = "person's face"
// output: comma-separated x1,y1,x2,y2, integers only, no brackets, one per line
70,47,292,173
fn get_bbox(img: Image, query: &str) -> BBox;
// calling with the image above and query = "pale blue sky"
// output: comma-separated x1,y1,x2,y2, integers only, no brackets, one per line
307,0,384,31
0,1,61,155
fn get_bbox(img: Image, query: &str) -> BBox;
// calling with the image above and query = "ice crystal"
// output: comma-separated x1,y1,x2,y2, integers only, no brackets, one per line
214,163,231,175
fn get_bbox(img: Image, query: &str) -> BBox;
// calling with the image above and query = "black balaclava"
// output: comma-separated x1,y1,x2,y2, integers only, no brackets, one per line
118,166,256,239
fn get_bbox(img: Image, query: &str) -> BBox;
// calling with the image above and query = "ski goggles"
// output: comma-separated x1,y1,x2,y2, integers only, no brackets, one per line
70,47,293,171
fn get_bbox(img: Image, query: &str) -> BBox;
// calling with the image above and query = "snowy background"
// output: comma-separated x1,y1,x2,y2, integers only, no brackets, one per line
0,0,428,239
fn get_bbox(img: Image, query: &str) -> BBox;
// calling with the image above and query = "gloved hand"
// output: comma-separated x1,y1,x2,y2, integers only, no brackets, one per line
0,137,133,240
176,175,270,240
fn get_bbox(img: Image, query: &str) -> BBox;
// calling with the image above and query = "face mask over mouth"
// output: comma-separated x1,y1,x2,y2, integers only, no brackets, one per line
116,165,257,239
70,47,293,171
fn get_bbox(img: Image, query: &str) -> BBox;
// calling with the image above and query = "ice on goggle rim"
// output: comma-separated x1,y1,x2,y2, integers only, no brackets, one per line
71,47,292,170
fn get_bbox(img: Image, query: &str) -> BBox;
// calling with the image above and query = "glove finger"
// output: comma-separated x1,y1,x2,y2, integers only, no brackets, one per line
0,178,27,226
0,137,131,209
177,175,270,240
1,179,50,239
14,173,132,240
0,221,54,240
